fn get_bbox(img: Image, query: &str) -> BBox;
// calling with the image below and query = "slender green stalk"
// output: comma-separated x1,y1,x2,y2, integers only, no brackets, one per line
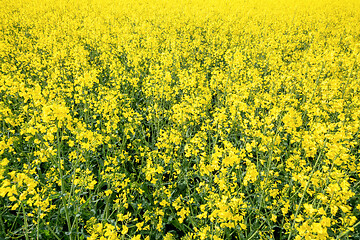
337,221,360,239
21,203,30,240
287,140,327,240
56,124,72,240
44,220,62,240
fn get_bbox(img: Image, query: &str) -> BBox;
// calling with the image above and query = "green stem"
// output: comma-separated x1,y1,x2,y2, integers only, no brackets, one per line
337,221,360,239
44,220,62,240
287,140,327,240
56,124,72,240
21,203,30,240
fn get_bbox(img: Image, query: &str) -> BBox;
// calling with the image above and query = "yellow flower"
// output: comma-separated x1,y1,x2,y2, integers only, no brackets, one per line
121,225,128,235
131,235,141,240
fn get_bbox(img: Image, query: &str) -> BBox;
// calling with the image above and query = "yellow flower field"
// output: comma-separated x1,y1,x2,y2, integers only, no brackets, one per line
0,0,360,239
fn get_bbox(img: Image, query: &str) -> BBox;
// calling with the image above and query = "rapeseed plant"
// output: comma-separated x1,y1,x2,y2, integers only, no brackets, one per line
0,0,359,239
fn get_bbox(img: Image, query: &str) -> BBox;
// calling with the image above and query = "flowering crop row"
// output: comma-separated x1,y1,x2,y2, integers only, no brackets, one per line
0,0,360,239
